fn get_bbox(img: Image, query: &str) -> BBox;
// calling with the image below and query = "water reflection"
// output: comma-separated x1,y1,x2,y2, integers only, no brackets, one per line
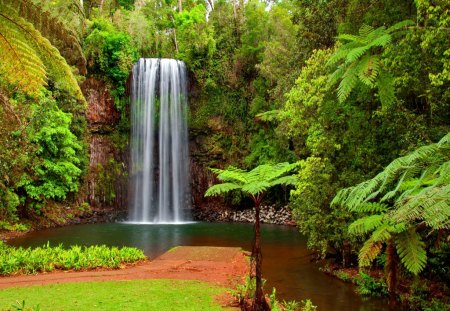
8,223,390,311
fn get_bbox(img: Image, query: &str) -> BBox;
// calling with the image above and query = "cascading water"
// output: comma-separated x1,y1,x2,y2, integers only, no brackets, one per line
129,58,190,224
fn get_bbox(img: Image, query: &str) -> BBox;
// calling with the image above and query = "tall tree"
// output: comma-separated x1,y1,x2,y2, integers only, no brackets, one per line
205,162,298,311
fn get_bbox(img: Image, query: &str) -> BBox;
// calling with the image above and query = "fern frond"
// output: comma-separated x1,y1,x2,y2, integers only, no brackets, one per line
0,4,86,104
358,24,374,37
371,223,394,242
0,13,46,95
2,0,87,74
357,55,379,87
358,238,383,267
327,64,345,87
395,229,427,275
381,170,408,201
354,202,389,213
206,163,297,198
349,214,384,235
368,33,391,48
327,45,355,66
268,175,298,187
386,20,414,34
376,71,396,108
242,181,270,195
346,45,372,63
204,183,242,197
336,33,361,42
210,167,248,184
337,63,359,102
395,184,450,229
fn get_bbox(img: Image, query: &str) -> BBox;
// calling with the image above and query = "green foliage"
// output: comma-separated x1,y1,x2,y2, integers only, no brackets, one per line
232,276,258,301
16,96,83,207
333,133,450,275
0,241,146,275
174,4,216,84
84,17,138,110
205,162,298,199
0,2,86,104
355,272,388,297
328,20,414,107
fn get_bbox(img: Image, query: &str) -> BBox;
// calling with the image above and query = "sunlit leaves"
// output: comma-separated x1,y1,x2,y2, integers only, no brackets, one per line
328,20,413,107
205,162,298,199
334,133,450,275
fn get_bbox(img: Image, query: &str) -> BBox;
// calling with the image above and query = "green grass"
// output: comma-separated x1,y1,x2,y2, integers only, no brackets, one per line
0,279,236,310
0,242,146,275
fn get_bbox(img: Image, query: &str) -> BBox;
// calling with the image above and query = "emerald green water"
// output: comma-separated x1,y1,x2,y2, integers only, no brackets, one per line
8,222,390,311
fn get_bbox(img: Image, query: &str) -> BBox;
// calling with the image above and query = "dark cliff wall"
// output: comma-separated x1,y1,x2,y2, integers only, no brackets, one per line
79,78,128,218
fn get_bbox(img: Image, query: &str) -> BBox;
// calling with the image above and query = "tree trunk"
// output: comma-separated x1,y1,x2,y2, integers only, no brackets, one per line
252,201,267,311
386,239,398,305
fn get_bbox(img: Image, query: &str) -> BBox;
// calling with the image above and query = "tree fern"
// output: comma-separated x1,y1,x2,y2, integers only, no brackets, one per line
333,133,449,278
205,162,298,310
206,162,298,199
328,20,414,107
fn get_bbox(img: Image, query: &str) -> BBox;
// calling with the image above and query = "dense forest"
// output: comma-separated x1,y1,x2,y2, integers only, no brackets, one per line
0,0,449,309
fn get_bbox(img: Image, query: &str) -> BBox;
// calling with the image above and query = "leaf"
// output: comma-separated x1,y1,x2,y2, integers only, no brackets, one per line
349,214,384,235
386,20,414,34
358,238,383,267
395,229,427,275
0,13,46,95
204,183,242,197
337,63,359,102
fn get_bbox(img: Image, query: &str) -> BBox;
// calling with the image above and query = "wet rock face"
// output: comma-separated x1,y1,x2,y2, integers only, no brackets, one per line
86,135,128,210
81,78,120,132
189,129,223,209
77,78,128,218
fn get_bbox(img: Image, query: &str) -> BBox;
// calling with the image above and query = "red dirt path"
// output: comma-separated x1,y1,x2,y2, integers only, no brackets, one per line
0,247,249,289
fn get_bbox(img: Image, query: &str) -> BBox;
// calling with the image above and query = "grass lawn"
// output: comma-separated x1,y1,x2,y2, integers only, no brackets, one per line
0,279,237,310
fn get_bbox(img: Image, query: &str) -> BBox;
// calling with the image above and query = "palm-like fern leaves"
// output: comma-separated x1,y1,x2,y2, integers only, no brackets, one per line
0,2,86,104
332,133,449,213
333,133,449,275
395,228,427,275
2,0,87,74
205,162,298,199
0,12,46,95
328,20,413,107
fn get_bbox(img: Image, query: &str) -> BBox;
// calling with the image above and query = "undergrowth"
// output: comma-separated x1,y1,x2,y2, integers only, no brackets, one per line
0,241,146,275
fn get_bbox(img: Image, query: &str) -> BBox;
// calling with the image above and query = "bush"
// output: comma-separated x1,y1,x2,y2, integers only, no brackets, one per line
355,272,388,297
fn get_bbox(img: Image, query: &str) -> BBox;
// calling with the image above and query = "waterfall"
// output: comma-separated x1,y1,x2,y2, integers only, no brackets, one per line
129,58,190,224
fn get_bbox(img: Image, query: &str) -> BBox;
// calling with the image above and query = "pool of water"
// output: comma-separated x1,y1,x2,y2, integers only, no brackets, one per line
8,222,390,311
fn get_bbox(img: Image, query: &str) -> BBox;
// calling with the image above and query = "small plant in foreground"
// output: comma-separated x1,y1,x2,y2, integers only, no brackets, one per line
0,242,146,275
11,300,40,311
356,272,388,297
269,288,316,311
